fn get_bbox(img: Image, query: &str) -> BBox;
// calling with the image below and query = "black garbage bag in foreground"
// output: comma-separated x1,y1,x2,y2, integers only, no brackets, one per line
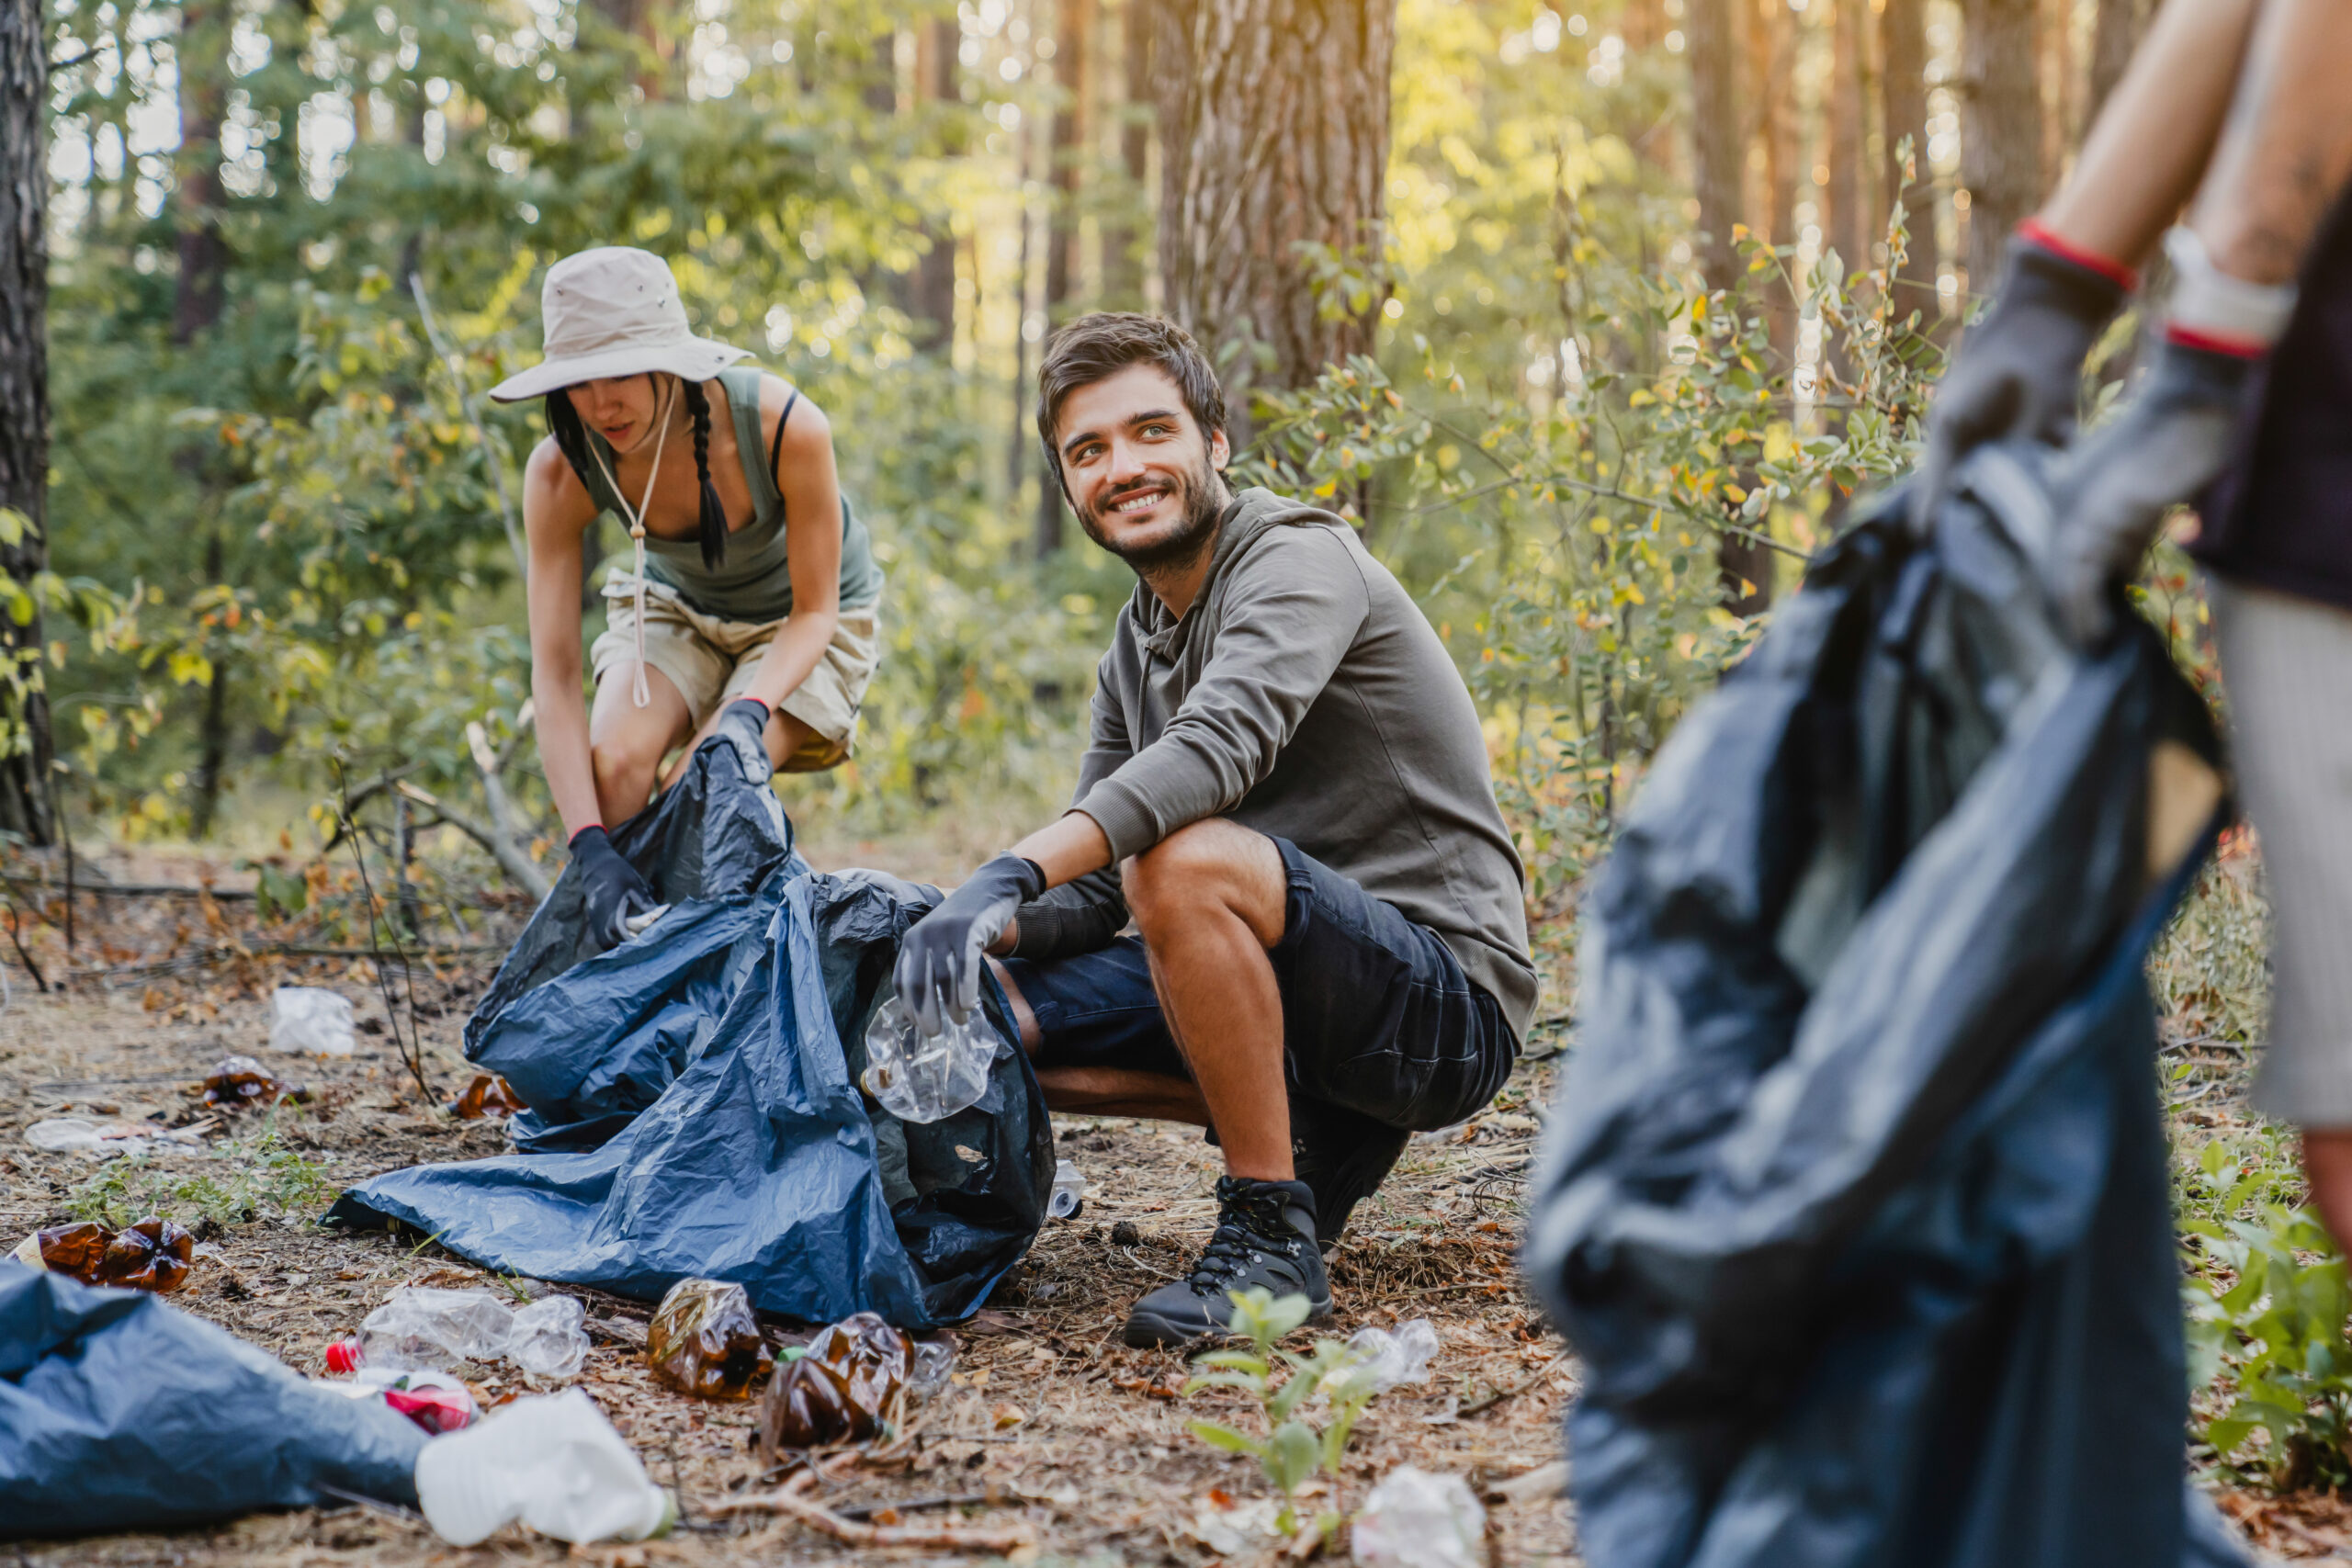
1523,449,2249,1568
0,1265,425,1536
328,738,1054,1328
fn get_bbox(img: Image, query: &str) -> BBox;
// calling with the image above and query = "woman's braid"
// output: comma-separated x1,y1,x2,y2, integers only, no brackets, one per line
683,378,728,569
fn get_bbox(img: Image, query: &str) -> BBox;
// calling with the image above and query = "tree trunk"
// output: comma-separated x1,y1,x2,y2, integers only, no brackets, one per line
1687,0,1745,294
910,19,961,344
0,0,52,846
1746,0,1797,355
174,0,227,344
2040,0,2074,182
1038,0,1094,555
1878,0,1941,323
1961,0,2043,304
2086,0,2142,125
1827,0,1866,278
1153,0,1396,433
1102,0,1154,307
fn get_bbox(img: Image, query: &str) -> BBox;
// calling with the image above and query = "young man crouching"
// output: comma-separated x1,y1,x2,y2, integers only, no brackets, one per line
893,314,1537,1346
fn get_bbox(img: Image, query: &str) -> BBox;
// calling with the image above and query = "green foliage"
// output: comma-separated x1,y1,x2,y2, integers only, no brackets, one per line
68,1116,337,1230
1182,1289,1386,1542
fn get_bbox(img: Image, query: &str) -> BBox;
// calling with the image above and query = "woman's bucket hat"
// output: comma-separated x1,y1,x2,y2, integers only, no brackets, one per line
488,247,749,402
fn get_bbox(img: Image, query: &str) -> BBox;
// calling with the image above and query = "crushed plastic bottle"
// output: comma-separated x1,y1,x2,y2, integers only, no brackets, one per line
269,986,356,1056
759,1311,910,1452
907,1337,955,1402
861,995,996,1123
203,1055,307,1111
10,1216,195,1293
1351,1466,1487,1568
413,1387,673,1547
1047,1157,1085,1220
1340,1318,1441,1394
447,1072,526,1121
358,1285,588,1381
313,1366,479,1435
644,1278,773,1400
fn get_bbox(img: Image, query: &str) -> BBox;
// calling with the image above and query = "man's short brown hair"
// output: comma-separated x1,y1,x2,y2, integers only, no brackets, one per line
1035,312,1227,483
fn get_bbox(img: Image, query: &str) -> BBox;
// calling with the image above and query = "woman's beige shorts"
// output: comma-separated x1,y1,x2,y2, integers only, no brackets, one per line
591,574,879,773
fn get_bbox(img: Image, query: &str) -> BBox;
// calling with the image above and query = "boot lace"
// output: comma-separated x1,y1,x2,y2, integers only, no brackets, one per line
1185,1182,1304,1293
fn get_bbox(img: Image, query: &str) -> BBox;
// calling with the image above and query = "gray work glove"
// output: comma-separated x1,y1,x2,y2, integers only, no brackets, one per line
714,696,774,784
893,852,1046,1036
2040,337,2258,646
1913,236,2130,534
571,826,657,952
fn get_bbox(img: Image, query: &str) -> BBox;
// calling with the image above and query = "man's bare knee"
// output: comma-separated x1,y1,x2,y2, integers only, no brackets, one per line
1124,819,1285,944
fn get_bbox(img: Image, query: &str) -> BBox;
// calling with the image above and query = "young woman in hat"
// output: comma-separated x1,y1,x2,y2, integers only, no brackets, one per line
489,246,884,948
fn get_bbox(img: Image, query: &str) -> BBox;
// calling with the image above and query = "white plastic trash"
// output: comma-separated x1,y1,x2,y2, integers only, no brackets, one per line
1048,1158,1085,1219
861,995,996,1123
1346,1318,1441,1393
360,1286,588,1380
413,1387,673,1547
1351,1466,1487,1568
269,987,356,1056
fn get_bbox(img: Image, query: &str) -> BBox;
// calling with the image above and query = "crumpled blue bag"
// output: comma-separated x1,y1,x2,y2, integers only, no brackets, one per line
0,1265,424,1536
1522,451,2250,1568
327,738,1053,1328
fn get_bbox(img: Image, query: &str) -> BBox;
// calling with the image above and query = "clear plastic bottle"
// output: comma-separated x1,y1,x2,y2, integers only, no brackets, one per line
413,1388,673,1546
861,996,996,1122
1047,1158,1085,1220
358,1286,588,1381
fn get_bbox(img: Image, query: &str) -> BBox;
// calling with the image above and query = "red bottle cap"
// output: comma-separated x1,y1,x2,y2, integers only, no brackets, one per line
324,1337,364,1375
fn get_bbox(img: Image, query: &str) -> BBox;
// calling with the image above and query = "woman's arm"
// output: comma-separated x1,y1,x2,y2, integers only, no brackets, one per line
741,377,843,710
522,437,605,837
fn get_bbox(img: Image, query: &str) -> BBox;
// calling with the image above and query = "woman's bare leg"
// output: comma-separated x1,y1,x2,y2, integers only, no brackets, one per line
587,664,695,825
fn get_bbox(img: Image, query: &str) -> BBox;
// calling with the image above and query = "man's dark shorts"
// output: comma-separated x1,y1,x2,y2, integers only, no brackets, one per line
998,835,1516,1133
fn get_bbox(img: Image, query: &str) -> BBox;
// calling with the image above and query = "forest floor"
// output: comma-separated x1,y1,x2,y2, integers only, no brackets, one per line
0,828,1578,1567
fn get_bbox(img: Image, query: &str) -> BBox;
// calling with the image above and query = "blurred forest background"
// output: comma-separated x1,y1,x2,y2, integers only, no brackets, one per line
0,0,2157,917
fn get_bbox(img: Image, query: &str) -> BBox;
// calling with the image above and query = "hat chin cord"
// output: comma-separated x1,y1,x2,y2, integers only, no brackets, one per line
584,377,677,709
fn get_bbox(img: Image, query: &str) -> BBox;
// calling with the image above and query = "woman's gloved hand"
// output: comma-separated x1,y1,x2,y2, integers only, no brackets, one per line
571,825,658,951
715,696,775,783
1913,231,2131,534
2040,336,2258,645
893,852,1047,1036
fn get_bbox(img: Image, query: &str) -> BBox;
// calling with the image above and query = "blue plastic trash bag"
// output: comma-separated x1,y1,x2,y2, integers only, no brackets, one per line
1523,449,2251,1568
0,1265,424,1536
327,737,1053,1328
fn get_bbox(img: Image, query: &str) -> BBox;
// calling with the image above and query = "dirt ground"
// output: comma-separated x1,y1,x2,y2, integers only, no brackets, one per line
0,836,1578,1567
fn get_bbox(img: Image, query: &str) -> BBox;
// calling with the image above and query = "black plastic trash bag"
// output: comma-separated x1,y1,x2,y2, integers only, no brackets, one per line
328,737,1054,1328
1523,449,2248,1568
0,1265,424,1537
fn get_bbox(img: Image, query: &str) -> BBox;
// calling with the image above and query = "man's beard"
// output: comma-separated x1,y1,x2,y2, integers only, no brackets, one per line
1076,455,1227,575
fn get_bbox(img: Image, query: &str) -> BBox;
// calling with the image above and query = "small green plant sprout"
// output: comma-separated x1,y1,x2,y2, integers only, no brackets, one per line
1182,1288,1389,1543
67,1113,334,1231
2182,1197,2352,1492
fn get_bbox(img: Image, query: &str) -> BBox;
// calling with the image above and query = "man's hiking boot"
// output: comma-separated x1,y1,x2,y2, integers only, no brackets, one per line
1290,1096,1409,1253
1121,1177,1332,1348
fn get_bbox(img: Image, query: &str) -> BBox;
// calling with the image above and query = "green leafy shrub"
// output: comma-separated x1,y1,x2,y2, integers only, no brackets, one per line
2183,1194,2352,1492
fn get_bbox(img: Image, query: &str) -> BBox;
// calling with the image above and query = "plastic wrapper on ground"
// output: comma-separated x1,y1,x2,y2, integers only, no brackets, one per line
270,987,356,1055
1351,1467,1487,1568
645,1277,772,1399
323,736,1054,1329
0,1263,425,1536
1522,451,2253,1568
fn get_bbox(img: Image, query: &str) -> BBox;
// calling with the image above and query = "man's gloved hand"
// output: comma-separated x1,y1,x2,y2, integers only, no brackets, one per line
571,825,658,951
2040,336,2258,646
893,852,1047,1036
1913,231,2131,534
715,696,774,783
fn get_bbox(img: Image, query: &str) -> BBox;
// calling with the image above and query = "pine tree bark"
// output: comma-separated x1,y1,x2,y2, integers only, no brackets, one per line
2040,0,2074,183
1686,0,1745,294
1827,0,1866,277
1153,0,1396,430
0,0,53,846
1102,0,1154,307
175,0,227,344
1038,0,1095,556
1960,0,2043,299
1878,0,1942,322
2086,0,2143,124
910,19,960,344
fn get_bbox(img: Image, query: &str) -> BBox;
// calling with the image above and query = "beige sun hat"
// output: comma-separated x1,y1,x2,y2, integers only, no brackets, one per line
487,247,749,402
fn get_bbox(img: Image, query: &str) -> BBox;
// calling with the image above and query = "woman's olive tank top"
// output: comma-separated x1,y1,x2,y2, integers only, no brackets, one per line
579,366,882,621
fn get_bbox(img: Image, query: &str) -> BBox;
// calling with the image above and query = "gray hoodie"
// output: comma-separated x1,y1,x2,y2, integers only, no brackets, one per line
1012,487,1538,1043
